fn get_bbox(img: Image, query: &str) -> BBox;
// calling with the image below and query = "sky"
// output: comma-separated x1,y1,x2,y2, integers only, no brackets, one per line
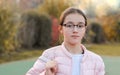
105,0,119,8
73,0,120,17
93,0,119,8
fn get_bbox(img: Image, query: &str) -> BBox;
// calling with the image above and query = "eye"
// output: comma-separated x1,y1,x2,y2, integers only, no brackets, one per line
77,25,82,28
66,24,73,28
78,24,85,28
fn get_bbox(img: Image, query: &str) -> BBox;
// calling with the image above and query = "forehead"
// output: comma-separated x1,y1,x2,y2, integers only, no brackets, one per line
64,13,85,24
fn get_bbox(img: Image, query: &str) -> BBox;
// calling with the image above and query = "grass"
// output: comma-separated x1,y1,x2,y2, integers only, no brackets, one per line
0,49,44,64
0,43,120,64
86,43,120,56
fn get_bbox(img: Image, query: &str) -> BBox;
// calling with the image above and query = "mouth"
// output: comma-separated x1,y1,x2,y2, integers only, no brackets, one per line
71,35,80,38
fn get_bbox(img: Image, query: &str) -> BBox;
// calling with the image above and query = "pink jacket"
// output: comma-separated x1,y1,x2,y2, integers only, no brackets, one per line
26,43,105,75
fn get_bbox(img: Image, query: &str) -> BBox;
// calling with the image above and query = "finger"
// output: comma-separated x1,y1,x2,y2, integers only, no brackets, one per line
45,60,58,74
46,60,57,68
46,68,54,75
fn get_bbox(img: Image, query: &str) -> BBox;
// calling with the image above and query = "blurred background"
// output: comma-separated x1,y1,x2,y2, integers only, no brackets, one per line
0,0,120,75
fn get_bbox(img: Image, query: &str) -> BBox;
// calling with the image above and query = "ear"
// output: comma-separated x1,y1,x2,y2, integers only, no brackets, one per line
85,26,87,31
58,25,63,34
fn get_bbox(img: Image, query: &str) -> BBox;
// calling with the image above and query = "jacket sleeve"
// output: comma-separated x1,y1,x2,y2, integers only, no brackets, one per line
26,49,53,75
97,58,105,75
25,57,46,75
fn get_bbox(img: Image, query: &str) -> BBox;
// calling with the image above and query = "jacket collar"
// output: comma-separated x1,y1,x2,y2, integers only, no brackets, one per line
61,42,88,62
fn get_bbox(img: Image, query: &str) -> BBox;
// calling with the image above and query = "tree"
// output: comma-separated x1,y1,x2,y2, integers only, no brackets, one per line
19,11,52,48
37,0,72,18
90,22,106,43
0,7,17,54
116,21,120,41
99,13,120,42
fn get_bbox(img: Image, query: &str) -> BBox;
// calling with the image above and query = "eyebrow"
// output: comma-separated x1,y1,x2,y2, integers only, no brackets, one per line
65,21,85,25
78,22,85,25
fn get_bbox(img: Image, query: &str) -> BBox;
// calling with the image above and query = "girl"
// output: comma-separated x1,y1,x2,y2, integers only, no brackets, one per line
26,7,105,75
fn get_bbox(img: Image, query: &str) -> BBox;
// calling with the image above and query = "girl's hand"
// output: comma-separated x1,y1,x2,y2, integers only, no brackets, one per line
45,60,57,75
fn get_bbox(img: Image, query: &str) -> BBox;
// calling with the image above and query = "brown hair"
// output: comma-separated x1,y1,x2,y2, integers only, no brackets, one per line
59,7,87,26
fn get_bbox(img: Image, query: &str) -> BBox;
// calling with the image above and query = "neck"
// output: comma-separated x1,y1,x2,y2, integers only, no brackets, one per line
64,42,83,54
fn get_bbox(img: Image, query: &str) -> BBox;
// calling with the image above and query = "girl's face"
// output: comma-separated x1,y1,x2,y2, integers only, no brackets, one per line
60,13,86,45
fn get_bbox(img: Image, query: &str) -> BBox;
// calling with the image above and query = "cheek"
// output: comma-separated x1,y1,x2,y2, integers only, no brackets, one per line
81,30,86,34
79,30,86,37
63,31,69,37
62,30,70,39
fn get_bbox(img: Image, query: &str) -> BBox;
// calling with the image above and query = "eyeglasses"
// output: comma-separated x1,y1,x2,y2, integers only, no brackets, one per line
62,23,86,30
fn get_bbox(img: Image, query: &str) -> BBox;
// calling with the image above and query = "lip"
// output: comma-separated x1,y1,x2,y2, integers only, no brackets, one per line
71,35,80,38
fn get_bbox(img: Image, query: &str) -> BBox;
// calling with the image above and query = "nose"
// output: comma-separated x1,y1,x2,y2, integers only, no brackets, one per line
73,26,78,32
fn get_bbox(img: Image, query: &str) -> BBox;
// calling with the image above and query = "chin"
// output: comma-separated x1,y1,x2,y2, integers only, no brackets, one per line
69,41,80,45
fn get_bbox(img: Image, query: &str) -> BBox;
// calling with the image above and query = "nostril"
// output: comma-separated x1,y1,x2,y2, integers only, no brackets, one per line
73,30,78,33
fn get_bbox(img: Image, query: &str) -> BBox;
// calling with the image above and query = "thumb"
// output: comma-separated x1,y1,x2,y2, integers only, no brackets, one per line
46,68,55,75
